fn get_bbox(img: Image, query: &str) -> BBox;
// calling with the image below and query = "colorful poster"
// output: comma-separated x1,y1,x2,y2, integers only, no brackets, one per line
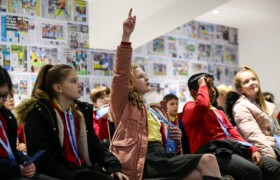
41,0,71,21
224,46,238,65
63,48,88,75
173,60,188,77
215,25,229,43
91,51,114,76
147,36,166,55
197,43,212,61
197,22,214,41
10,45,27,72
28,46,61,72
41,22,66,46
0,45,11,71
68,23,89,48
74,0,87,22
8,0,40,16
1,15,29,43
9,73,31,104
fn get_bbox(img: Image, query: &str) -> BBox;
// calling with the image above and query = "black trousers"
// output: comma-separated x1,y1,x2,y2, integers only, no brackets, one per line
217,153,280,180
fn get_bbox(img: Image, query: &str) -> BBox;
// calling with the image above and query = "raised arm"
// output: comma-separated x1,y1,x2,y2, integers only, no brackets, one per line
110,9,136,127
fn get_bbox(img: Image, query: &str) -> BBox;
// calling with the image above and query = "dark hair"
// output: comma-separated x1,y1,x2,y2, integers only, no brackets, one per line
188,73,214,90
163,94,178,102
32,64,73,99
263,92,274,103
0,65,13,91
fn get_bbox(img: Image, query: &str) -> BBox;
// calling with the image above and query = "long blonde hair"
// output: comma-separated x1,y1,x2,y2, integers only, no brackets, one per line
234,66,268,113
129,64,144,108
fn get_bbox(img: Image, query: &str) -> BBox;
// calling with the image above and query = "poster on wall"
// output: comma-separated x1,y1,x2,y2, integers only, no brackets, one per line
169,21,197,38
90,76,111,93
152,60,167,77
197,43,212,61
188,62,208,75
41,22,67,46
41,0,71,21
1,15,29,43
63,48,89,75
229,28,238,45
0,0,7,12
172,60,189,78
197,22,214,41
74,0,87,22
91,50,114,76
78,75,90,102
167,36,177,58
176,38,197,60
68,23,89,48
10,45,27,72
147,36,166,56
215,25,229,44
8,0,41,17
132,56,150,75
224,45,238,65
10,73,30,104
28,46,61,72
0,44,11,71
211,44,224,63
214,65,238,85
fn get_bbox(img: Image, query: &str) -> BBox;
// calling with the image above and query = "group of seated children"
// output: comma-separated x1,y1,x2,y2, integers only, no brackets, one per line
1,8,280,180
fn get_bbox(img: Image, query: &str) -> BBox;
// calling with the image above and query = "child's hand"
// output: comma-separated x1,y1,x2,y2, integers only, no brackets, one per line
169,127,182,142
122,8,136,42
198,76,207,87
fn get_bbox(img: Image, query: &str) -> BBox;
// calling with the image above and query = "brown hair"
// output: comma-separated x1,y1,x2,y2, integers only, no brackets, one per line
129,64,144,108
234,66,268,113
90,86,110,102
32,64,73,99
32,64,80,117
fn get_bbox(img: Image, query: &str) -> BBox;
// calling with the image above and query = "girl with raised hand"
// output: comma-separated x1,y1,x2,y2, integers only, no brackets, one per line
15,64,128,180
110,8,222,180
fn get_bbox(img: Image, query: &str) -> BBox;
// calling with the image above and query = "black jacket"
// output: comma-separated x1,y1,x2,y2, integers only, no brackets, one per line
24,98,121,179
0,107,29,179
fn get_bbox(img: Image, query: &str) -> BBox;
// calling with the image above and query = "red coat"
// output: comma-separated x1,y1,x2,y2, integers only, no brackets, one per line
183,85,258,154
93,111,109,140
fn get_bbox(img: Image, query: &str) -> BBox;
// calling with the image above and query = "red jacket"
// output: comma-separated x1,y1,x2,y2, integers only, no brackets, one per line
183,85,258,154
93,111,109,140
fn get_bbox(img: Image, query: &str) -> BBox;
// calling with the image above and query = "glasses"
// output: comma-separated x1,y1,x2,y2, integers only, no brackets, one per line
0,93,13,101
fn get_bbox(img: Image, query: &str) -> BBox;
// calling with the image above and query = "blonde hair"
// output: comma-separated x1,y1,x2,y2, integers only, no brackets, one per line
234,66,268,113
129,64,144,108
217,84,235,97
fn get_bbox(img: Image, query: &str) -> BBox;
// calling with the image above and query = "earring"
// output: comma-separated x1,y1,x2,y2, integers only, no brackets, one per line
59,90,63,94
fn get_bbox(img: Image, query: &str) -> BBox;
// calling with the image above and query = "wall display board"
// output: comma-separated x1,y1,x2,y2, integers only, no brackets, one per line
0,1,238,108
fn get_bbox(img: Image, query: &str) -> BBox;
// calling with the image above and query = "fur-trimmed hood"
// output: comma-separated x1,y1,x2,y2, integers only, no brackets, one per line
14,89,50,124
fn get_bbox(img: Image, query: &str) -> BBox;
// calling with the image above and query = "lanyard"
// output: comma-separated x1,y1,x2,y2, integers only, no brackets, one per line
64,111,81,165
0,120,15,161
212,109,231,139
212,108,252,147
147,106,176,127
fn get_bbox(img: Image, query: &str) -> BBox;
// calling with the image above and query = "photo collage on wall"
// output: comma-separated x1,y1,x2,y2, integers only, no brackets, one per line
0,2,239,107
137,21,239,111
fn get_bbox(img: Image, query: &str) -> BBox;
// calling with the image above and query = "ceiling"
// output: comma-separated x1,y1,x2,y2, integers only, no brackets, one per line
196,0,280,28
89,0,280,50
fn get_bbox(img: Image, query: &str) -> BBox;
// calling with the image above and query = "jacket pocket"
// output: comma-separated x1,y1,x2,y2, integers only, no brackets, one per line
111,136,139,172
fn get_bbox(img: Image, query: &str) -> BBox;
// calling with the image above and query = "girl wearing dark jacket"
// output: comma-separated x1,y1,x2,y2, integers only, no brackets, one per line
15,64,127,180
